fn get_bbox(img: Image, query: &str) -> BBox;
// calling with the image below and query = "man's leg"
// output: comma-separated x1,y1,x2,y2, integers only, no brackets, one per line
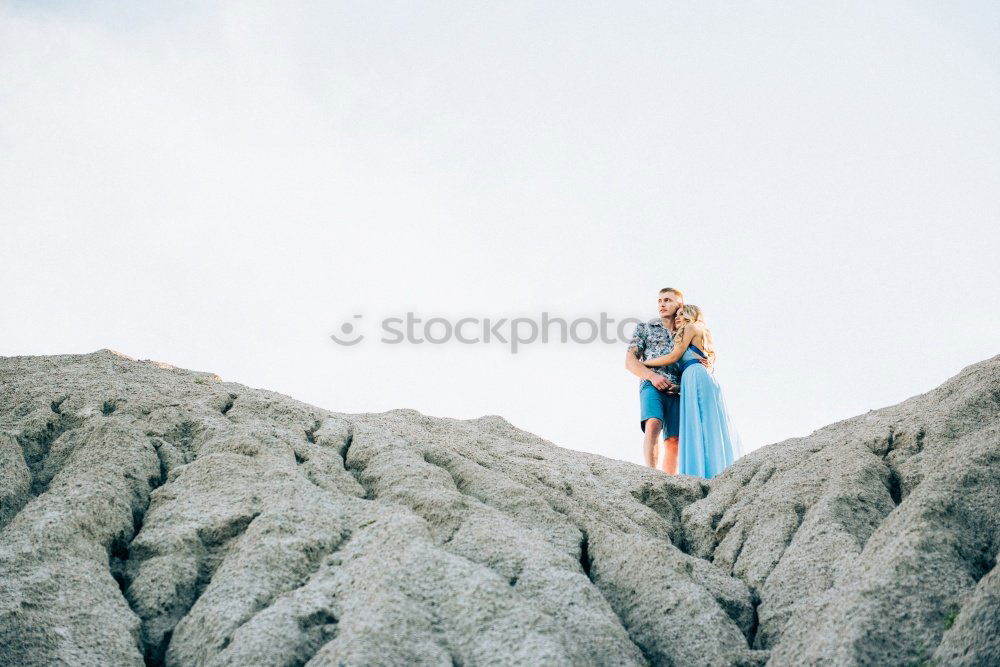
661,436,678,474
660,392,681,474
642,418,663,468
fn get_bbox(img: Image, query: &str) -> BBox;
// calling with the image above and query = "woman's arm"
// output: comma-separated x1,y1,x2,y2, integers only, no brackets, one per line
642,326,696,367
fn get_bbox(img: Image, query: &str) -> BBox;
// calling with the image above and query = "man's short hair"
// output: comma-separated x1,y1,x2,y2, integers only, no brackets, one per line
659,287,684,299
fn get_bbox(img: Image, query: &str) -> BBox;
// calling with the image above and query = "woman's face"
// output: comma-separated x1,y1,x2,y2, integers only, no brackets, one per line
674,310,688,328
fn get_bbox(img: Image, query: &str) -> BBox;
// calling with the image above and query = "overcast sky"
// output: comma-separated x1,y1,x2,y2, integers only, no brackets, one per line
2,1,998,467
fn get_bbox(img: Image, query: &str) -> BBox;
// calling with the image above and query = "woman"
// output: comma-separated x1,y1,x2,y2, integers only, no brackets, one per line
641,304,743,478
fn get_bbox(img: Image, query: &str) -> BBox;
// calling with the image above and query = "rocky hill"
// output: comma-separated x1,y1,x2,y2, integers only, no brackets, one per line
0,349,997,666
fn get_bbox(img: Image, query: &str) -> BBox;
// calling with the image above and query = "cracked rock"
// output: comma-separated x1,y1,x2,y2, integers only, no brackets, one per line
0,349,997,666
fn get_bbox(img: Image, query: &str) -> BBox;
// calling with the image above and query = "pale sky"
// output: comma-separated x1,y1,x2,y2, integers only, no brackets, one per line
2,1,998,467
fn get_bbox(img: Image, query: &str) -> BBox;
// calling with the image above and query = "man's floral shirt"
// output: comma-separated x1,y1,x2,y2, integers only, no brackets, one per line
627,318,680,386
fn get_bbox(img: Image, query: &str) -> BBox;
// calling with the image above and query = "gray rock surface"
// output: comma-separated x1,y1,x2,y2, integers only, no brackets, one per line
0,349,997,666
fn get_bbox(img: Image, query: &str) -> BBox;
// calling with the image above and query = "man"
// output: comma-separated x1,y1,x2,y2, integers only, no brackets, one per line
625,287,711,473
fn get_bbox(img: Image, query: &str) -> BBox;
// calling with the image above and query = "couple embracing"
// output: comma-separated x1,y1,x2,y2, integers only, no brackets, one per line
625,287,743,479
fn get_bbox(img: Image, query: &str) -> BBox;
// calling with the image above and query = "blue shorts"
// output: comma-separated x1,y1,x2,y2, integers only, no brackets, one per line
639,379,680,439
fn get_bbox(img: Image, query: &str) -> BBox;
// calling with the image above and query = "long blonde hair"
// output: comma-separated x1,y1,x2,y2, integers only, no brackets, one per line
675,304,716,361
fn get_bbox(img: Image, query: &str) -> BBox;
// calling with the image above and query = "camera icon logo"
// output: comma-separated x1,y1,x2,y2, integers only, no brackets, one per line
329,314,364,346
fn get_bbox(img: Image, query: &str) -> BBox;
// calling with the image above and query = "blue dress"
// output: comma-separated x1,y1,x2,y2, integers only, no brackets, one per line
676,343,743,479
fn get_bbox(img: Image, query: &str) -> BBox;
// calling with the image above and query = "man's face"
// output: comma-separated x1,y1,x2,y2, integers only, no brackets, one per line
657,292,682,318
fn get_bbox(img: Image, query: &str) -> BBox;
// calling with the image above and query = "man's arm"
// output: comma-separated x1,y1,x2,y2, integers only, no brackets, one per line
625,347,653,380
625,322,674,391
626,348,673,391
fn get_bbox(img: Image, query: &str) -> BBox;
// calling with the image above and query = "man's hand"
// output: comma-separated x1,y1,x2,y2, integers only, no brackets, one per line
649,374,672,391
698,357,713,370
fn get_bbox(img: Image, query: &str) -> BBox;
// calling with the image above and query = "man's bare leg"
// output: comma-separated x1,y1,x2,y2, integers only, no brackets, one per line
661,435,679,474
642,418,663,468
